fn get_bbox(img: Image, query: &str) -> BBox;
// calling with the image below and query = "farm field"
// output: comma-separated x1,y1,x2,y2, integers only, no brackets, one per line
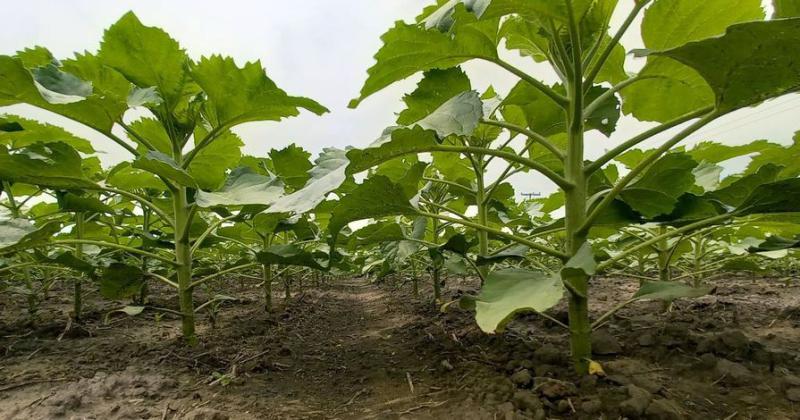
2,0,800,418
2,276,800,419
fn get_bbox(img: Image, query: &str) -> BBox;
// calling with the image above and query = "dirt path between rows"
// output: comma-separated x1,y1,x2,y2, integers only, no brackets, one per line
0,280,484,419
2,275,800,419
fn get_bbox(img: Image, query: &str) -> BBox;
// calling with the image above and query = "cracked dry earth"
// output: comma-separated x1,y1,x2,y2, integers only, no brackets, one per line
2,275,800,419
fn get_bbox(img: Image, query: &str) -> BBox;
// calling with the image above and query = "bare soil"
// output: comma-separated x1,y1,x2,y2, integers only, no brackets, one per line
1,274,800,419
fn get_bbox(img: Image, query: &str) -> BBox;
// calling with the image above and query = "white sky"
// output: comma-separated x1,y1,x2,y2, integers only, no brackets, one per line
1,0,797,197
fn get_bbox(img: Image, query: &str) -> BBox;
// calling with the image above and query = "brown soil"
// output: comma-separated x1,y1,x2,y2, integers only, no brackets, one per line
1,274,800,419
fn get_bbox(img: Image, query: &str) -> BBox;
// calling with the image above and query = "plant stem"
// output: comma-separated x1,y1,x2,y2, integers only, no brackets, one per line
473,156,490,282
173,186,197,345
73,213,84,322
564,0,592,374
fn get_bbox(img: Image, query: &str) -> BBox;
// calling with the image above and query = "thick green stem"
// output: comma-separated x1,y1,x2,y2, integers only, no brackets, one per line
564,1,592,374
174,186,197,345
73,213,84,322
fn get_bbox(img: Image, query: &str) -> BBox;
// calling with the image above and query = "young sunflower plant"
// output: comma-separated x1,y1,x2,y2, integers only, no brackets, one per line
338,0,800,373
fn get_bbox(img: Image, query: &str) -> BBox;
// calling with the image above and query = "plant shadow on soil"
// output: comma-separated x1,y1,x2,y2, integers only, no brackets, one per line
2,274,800,419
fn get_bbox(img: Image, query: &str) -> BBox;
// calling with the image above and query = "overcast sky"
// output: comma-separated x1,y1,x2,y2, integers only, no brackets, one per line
1,0,797,196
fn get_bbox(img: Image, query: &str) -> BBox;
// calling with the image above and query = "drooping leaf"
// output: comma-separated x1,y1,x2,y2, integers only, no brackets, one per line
0,114,94,153
748,235,800,252
620,153,698,218
269,144,313,190
0,142,97,189
622,0,765,122
266,148,349,215
737,178,800,215
57,192,114,214
461,268,563,333
256,244,327,270
189,127,244,190
561,242,596,277
647,18,800,114
632,280,713,302
328,175,418,240
398,67,472,125
195,167,285,208
708,163,783,208
0,220,60,254
132,151,197,187
99,262,145,300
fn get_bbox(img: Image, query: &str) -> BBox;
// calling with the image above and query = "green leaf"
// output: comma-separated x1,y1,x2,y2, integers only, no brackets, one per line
398,67,472,125
620,153,698,218
632,280,713,302
561,242,596,277
57,192,114,214
0,220,60,254
737,178,800,215
708,163,783,208
349,7,498,108
413,91,484,138
190,55,327,128
189,127,244,190
256,244,326,270
30,63,93,104
98,12,189,107
0,142,97,189
195,167,285,208
106,162,167,191
351,222,407,247
461,268,563,333
0,114,94,153
746,135,800,179
748,235,800,252
476,244,528,266
347,126,440,175
127,86,163,108
266,148,349,215
133,151,197,187
774,0,800,17
648,18,800,113
622,0,765,122
99,263,145,300
328,175,418,240
0,55,123,133
269,144,313,190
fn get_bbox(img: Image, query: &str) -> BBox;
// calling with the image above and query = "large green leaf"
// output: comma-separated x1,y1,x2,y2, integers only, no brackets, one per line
266,148,349,215
328,176,418,239
189,127,244,190
269,144,313,190
347,126,440,175
748,234,800,252
350,5,499,108
746,135,800,179
97,12,189,107
774,0,800,17
0,55,123,133
256,244,327,270
737,178,800,215
397,67,472,125
190,55,327,128
622,0,764,122
708,163,783,208
632,280,713,302
106,162,167,191
620,153,698,218
649,18,800,113
0,114,94,153
0,220,60,254
0,142,97,189
461,268,564,333
99,263,145,300
195,167,285,208
57,192,114,214
132,151,197,188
